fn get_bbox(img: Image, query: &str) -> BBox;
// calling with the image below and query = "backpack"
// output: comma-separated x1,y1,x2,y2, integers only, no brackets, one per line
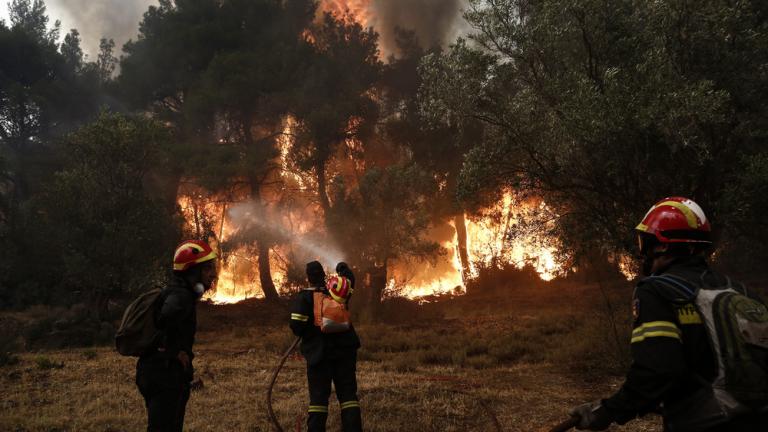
115,288,163,356
647,272,768,415
313,291,351,333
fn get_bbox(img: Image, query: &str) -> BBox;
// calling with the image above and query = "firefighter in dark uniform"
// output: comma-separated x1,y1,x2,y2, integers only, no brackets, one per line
571,197,768,431
290,261,362,432
135,240,217,432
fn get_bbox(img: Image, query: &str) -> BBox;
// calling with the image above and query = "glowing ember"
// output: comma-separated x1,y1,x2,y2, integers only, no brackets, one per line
616,254,638,280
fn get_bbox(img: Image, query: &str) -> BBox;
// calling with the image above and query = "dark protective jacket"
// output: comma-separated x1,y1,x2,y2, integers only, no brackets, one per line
603,256,768,431
144,275,198,378
289,286,361,366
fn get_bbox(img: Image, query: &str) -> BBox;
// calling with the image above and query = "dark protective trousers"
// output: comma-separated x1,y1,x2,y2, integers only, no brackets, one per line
136,356,191,432
307,348,362,432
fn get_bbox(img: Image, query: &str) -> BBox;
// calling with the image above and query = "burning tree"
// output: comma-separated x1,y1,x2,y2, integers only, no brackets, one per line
120,0,319,301
419,0,768,272
292,10,382,218
326,163,442,319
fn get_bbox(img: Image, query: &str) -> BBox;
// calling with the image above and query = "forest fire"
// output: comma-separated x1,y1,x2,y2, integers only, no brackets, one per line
177,193,285,303
178,184,563,304
318,0,374,28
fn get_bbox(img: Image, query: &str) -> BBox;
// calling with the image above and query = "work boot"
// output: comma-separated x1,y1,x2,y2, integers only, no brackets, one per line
307,409,328,432
340,401,362,432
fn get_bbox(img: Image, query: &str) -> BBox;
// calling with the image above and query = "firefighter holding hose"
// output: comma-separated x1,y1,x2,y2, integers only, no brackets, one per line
567,197,768,431
289,261,362,432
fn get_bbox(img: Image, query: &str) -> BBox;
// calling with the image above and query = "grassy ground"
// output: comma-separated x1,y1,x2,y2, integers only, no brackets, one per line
0,281,666,432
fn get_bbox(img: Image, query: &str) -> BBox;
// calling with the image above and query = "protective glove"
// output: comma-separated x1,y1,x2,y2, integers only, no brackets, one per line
569,401,613,431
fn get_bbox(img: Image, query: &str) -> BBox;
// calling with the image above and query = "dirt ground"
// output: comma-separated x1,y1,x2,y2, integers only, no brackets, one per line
0,282,667,432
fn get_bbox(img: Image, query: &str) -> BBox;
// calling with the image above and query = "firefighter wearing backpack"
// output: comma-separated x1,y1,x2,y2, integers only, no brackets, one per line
290,261,362,432
135,240,217,432
570,197,768,432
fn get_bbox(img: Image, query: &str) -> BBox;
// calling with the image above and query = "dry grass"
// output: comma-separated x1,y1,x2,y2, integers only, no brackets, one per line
0,281,664,431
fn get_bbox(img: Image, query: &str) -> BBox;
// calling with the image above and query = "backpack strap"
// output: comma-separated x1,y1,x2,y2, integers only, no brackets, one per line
643,274,698,301
697,269,749,295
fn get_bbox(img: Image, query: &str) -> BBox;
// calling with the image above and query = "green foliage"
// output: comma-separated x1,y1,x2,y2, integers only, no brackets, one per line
291,11,382,211
12,112,181,313
60,29,83,71
328,164,442,262
326,164,443,311
8,0,59,43
419,0,768,266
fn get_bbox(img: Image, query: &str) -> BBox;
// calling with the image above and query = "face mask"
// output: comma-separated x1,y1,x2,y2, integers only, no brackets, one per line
193,282,206,296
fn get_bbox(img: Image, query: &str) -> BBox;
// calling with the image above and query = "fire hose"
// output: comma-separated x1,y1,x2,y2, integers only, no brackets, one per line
266,336,302,432
548,416,579,432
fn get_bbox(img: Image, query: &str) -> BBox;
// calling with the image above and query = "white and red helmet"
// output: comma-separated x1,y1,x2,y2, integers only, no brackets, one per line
636,197,712,252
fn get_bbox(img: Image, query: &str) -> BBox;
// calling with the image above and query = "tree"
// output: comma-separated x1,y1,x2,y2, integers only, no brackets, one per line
96,37,116,83
182,0,316,300
29,112,179,317
419,0,768,271
8,0,59,43
291,12,382,217
326,163,442,319
120,0,319,300
380,29,482,286
60,29,83,72
0,2,102,198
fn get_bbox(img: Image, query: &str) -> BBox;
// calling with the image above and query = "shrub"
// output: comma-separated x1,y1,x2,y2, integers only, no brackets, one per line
418,348,453,365
0,317,21,367
35,356,64,370
465,354,497,369
488,336,532,363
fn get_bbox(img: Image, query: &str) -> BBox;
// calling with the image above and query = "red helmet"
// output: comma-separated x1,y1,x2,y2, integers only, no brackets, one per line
636,197,712,251
326,275,352,303
173,240,217,271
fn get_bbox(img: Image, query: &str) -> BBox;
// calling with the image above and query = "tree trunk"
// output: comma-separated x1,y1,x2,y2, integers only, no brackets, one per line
362,261,388,322
257,239,280,300
453,213,471,287
316,157,331,215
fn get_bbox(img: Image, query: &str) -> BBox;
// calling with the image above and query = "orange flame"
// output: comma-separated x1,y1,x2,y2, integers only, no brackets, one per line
179,114,565,302
177,189,290,304
318,0,375,28
391,192,563,299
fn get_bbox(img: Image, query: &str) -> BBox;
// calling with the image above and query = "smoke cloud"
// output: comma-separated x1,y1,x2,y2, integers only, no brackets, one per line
369,0,469,56
52,0,157,57
45,0,469,59
228,201,346,272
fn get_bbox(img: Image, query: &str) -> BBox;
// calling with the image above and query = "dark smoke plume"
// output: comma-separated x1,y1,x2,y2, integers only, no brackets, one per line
370,0,468,56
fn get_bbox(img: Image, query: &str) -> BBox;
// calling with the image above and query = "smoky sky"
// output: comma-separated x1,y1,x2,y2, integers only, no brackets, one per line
48,0,468,58
52,0,157,57
370,0,469,56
